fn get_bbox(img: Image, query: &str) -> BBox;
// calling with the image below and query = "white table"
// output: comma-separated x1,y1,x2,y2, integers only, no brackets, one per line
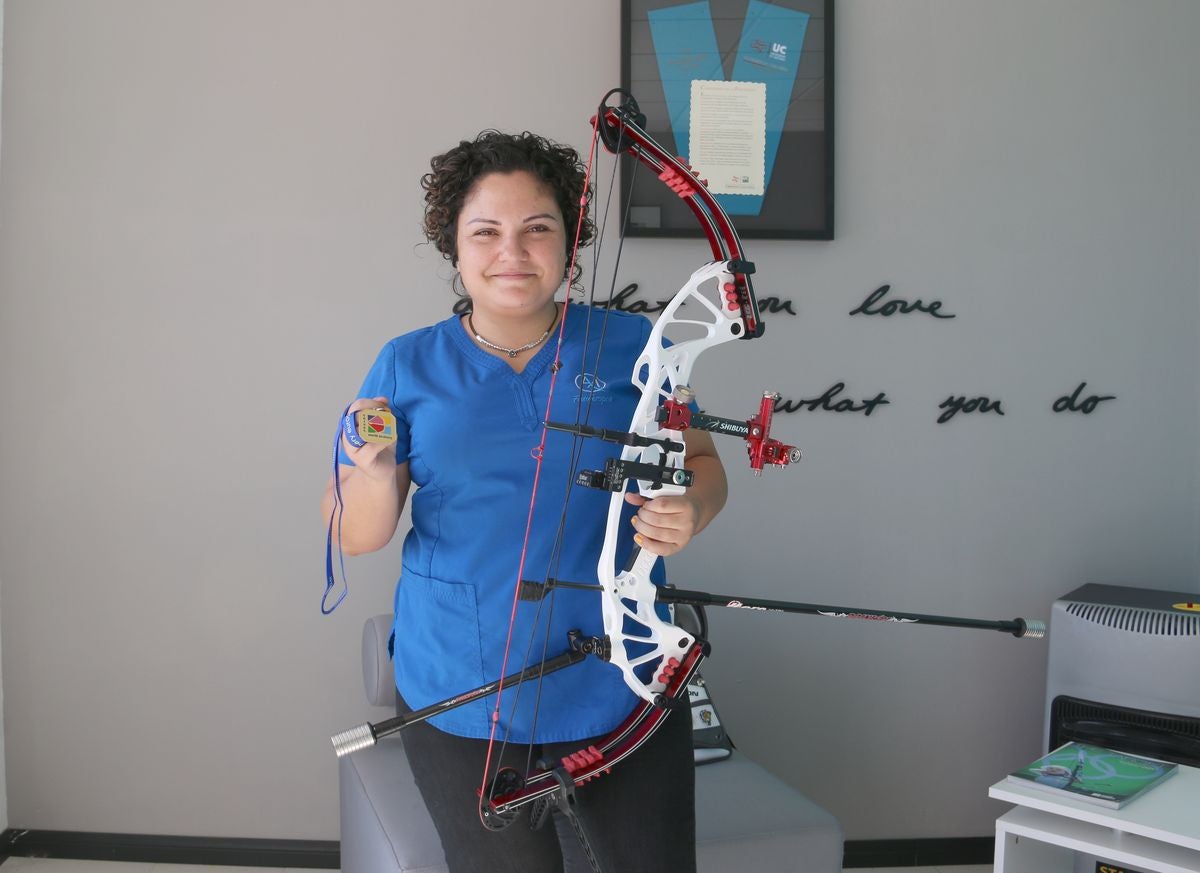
988,764,1200,873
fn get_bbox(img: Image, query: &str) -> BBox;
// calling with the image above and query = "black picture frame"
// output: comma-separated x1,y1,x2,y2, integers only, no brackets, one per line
620,0,834,240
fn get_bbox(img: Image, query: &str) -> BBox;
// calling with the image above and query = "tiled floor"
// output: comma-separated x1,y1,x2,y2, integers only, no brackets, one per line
0,860,995,872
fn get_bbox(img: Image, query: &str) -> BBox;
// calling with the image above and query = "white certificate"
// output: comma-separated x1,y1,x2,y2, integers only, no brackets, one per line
688,80,767,197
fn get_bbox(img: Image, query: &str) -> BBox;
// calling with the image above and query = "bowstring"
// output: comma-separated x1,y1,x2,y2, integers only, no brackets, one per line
514,112,639,772
476,116,605,823
478,108,645,821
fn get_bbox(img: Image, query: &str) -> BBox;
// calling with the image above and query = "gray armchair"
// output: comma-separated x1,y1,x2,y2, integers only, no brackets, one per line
339,614,843,872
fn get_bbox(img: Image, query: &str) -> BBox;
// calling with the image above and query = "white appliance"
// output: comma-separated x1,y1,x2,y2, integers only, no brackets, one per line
1044,584,1200,873
1045,583,1200,760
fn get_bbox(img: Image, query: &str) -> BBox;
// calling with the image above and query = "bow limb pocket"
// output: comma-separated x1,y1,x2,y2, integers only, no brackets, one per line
391,569,489,736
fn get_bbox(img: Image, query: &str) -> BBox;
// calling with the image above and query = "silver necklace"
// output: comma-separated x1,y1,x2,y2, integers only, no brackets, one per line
467,311,557,358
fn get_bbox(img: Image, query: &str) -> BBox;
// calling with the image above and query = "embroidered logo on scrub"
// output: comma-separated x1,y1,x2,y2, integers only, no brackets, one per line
573,373,612,403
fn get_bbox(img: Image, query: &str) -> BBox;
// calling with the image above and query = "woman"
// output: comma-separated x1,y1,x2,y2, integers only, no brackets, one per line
322,130,728,872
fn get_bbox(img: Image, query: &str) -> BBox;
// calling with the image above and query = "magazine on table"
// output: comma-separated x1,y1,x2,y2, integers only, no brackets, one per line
1006,741,1178,809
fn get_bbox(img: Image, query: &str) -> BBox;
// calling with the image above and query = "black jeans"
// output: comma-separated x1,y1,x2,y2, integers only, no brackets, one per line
397,692,697,873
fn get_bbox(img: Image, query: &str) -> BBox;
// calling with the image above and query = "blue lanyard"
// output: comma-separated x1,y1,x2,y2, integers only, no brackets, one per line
322,404,355,614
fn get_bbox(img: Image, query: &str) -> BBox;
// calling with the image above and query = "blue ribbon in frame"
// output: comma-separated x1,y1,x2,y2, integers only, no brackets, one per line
647,0,810,216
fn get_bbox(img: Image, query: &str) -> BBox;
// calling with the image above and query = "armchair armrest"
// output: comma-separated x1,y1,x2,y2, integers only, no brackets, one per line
362,613,395,707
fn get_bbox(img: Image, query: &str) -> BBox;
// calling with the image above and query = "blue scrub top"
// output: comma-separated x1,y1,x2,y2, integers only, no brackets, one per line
344,307,666,742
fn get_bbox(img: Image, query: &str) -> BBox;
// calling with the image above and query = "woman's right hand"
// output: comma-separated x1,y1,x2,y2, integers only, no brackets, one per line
323,396,409,555
342,397,399,482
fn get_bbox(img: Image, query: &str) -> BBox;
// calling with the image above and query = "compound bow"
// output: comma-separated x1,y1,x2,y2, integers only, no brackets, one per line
330,90,1043,856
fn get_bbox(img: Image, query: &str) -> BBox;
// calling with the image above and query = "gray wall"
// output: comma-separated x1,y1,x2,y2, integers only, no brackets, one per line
0,0,1196,843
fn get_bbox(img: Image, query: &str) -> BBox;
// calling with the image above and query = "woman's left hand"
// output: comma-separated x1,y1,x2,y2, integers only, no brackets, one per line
624,491,703,557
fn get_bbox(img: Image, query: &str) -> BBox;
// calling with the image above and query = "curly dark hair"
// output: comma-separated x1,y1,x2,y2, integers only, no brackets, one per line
421,131,594,298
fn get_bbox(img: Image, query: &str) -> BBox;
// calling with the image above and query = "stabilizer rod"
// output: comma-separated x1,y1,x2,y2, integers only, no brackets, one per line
518,578,1046,639
657,586,1046,638
331,648,588,757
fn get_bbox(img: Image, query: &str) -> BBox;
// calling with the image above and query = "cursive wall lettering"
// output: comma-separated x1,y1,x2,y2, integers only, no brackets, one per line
775,382,890,417
937,395,1004,423
1053,382,1115,414
758,296,798,316
597,283,669,314
850,284,955,319
594,283,798,316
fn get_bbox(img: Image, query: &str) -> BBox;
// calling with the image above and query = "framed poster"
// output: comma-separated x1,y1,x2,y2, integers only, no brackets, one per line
621,0,834,239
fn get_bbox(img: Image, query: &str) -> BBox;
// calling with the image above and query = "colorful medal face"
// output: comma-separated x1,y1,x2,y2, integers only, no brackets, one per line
343,408,397,447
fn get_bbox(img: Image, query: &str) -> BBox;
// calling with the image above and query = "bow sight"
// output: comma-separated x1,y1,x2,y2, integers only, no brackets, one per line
546,385,801,491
